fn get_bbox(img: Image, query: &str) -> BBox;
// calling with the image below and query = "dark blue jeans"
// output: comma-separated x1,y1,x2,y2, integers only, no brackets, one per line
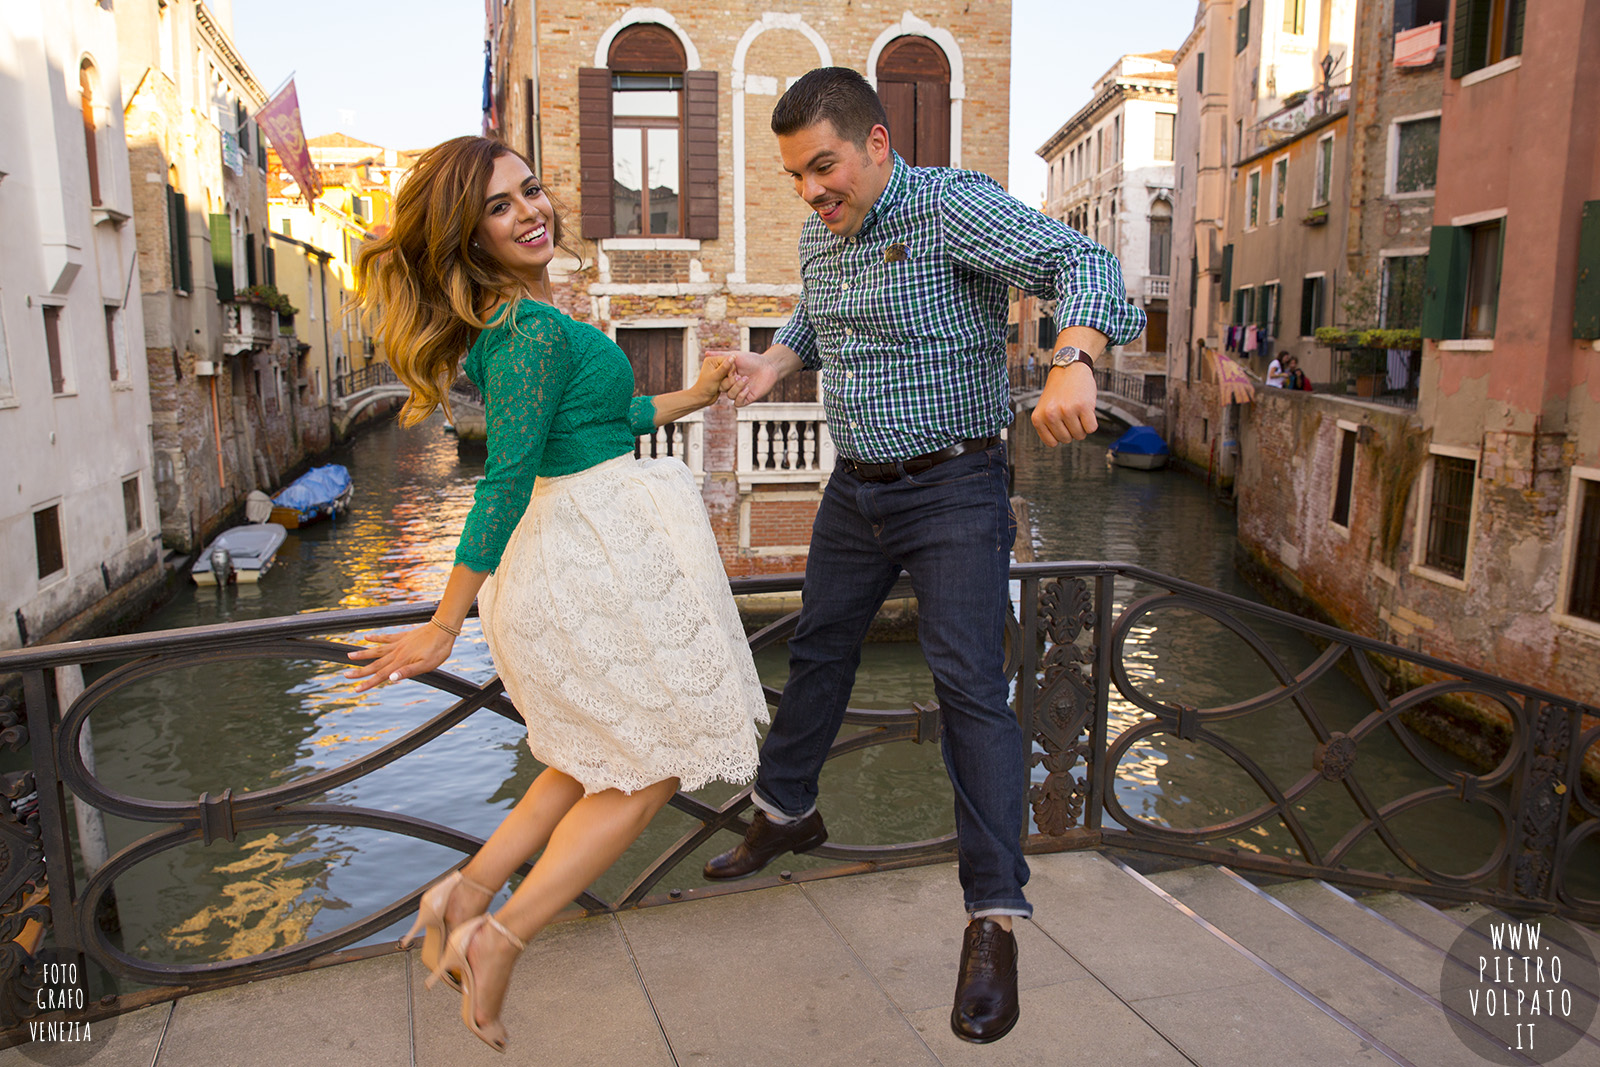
753,442,1031,917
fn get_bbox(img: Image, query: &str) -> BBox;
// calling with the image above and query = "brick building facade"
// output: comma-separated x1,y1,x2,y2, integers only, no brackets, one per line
1168,0,1600,710
486,3,1012,575
117,1,308,553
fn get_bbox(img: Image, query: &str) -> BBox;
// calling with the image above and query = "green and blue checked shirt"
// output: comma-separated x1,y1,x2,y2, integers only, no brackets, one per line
774,153,1147,462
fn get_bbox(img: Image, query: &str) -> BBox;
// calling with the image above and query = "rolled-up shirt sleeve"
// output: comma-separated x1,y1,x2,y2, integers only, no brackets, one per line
773,297,821,370
941,173,1147,347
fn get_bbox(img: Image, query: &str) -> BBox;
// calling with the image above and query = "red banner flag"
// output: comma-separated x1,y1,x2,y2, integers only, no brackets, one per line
256,79,323,206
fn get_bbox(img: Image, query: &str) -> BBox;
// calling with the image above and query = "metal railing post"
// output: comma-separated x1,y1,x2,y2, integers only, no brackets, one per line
1087,572,1115,833
22,670,82,961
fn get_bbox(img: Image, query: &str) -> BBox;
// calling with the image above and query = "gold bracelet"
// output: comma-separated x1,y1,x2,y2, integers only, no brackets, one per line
429,616,461,638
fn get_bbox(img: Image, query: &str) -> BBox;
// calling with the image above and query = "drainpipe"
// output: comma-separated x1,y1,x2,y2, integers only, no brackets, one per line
210,374,226,488
320,256,334,446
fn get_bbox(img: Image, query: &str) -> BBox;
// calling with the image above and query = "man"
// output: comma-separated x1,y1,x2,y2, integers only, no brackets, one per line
705,67,1145,1044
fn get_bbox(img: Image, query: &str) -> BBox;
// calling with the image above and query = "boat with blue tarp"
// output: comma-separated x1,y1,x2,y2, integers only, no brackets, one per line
269,464,353,528
1109,426,1170,470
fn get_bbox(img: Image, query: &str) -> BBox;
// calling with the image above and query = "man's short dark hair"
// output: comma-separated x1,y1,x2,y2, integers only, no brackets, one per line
771,67,889,147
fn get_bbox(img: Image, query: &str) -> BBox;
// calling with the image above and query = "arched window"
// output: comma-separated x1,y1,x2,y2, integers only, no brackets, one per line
608,26,685,237
1148,199,1173,276
579,24,718,240
877,37,950,167
80,59,101,206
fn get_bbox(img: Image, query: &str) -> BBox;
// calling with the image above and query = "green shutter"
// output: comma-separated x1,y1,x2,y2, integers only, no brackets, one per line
1220,243,1234,302
1575,201,1600,340
166,186,182,289
174,193,192,292
210,213,233,302
1420,225,1469,339
1508,0,1526,57
245,232,257,288
1451,0,1476,78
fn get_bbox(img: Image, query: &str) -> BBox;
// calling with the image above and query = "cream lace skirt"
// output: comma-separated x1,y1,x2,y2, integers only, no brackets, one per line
478,454,768,794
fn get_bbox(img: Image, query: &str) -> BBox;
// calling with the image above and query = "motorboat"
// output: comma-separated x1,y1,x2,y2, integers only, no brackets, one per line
269,464,353,528
191,523,287,585
1109,426,1171,471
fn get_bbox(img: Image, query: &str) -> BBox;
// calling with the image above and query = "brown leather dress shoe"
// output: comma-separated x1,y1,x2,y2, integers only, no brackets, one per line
950,918,1020,1043
702,809,828,880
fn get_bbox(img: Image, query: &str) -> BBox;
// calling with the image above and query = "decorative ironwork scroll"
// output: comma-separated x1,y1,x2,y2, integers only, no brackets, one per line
1029,577,1096,835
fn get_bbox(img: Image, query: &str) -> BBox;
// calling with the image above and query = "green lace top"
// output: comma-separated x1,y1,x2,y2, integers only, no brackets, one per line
455,299,657,573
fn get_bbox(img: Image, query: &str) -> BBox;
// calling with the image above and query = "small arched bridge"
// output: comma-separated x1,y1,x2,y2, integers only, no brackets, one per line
333,364,409,434
1011,366,1167,429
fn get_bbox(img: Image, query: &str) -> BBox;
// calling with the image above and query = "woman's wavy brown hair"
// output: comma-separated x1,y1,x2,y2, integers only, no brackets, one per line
354,136,582,427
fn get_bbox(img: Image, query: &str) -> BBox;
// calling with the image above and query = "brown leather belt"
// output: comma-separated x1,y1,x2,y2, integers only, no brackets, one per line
839,436,1000,483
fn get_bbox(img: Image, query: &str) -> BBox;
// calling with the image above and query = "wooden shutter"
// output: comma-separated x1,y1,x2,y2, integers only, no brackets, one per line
684,70,718,239
879,81,916,160
1507,0,1526,57
1420,225,1469,339
174,192,192,292
245,232,257,287
616,327,684,394
1575,201,1600,340
167,186,184,289
578,67,613,240
1451,0,1491,78
915,82,950,167
1220,244,1233,301
879,37,951,168
210,213,234,302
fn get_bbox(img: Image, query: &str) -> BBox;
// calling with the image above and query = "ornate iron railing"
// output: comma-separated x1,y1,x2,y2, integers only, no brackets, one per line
1,562,1595,1027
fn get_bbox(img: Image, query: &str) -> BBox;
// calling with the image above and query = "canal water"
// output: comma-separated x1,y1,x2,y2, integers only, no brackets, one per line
75,413,1546,969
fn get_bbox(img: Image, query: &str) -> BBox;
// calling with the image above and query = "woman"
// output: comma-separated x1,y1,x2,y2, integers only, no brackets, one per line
343,136,767,1052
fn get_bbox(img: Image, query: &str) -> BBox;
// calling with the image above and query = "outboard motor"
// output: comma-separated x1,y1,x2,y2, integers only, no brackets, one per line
209,545,235,586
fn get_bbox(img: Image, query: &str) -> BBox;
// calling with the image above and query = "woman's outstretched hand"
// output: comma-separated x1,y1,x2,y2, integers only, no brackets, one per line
691,354,732,406
344,624,456,693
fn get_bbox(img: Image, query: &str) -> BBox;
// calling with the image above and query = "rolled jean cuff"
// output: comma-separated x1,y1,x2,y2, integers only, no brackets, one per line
750,790,816,823
970,906,1033,921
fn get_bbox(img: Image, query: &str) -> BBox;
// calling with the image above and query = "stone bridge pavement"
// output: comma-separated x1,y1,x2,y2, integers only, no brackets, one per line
4,850,1597,1067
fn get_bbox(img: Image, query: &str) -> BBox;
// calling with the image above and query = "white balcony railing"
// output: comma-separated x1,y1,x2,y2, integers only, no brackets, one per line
636,415,704,475
222,301,277,355
1148,275,1171,299
736,403,834,490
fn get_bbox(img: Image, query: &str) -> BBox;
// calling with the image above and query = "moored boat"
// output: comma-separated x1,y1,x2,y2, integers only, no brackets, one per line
1109,426,1170,471
191,523,287,585
269,464,353,528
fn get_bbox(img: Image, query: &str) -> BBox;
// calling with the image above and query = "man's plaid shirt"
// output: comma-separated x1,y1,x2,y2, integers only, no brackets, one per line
774,153,1147,462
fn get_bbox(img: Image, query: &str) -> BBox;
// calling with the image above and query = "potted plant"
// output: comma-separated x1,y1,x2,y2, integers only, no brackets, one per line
240,283,298,318
1356,328,1422,351
1301,206,1329,226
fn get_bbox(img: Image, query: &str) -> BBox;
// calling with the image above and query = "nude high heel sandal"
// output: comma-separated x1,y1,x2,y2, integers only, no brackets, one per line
401,868,498,992
435,913,527,1053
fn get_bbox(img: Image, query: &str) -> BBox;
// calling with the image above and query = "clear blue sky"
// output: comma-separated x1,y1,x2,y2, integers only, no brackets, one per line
232,0,1198,203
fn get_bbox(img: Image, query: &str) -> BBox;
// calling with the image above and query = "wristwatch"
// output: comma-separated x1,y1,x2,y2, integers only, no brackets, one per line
1050,345,1095,372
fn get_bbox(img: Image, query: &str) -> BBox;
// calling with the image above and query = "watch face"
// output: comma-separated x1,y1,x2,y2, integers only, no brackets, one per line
1052,346,1082,366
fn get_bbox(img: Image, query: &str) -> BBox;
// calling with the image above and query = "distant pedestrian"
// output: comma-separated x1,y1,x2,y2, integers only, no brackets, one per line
1285,355,1311,391
345,136,766,1052
1266,351,1289,387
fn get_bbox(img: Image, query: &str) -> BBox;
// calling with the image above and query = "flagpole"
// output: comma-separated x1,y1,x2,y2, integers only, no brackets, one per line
265,71,296,104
